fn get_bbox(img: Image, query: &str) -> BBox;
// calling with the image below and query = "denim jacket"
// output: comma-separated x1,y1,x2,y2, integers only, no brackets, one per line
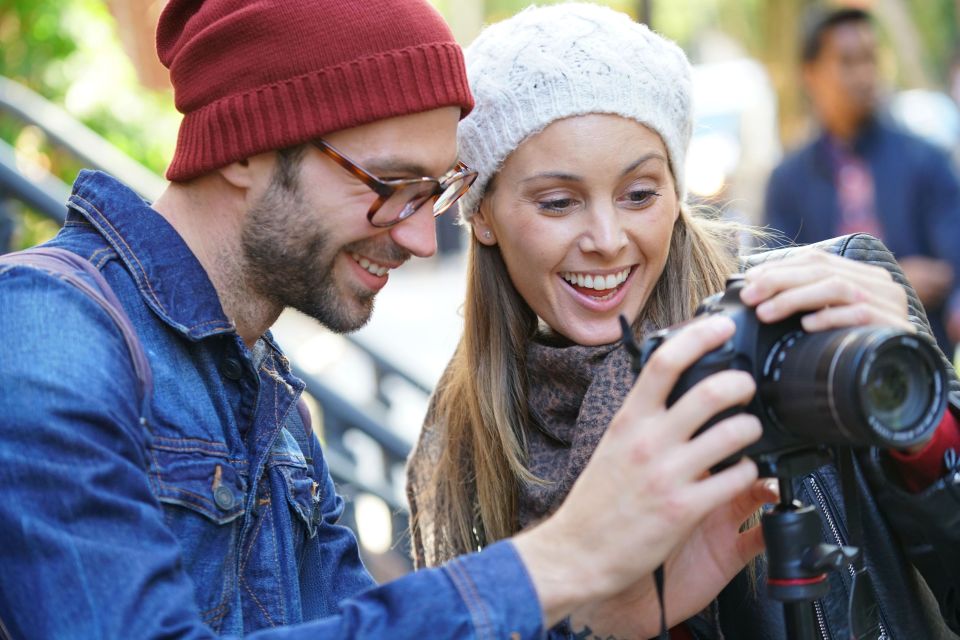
0,170,543,639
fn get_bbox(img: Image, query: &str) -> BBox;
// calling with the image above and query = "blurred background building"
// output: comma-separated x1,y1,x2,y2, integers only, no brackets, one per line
3,0,960,578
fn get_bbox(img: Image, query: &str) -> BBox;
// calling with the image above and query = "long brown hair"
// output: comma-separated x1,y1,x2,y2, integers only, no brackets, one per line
410,204,745,567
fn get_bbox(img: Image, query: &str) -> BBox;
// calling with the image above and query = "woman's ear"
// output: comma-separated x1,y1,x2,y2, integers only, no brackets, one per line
472,200,498,246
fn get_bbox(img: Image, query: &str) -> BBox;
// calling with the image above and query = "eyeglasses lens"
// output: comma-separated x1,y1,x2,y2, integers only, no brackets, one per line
369,182,439,226
434,175,472,216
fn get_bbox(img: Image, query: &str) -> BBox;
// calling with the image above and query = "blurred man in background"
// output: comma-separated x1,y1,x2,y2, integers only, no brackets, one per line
764,7,960,357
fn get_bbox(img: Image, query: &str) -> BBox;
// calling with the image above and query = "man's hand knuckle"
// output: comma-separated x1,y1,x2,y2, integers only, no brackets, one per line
630,437,658,465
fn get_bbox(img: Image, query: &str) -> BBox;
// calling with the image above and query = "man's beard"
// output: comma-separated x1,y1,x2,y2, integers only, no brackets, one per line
240,168,400,334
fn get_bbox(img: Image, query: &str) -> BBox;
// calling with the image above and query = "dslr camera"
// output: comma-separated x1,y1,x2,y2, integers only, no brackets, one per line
639,275,948,475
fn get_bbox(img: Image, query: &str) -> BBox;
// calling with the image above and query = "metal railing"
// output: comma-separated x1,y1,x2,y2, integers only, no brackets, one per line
0,75,423,575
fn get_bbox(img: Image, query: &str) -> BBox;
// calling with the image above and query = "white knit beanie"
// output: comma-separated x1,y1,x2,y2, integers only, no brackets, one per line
458,2,693,222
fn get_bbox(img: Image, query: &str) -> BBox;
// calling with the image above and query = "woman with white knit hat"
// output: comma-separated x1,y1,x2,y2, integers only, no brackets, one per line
408,4,952,639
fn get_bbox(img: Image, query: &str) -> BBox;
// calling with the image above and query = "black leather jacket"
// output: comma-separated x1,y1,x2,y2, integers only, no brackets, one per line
688,235,960,640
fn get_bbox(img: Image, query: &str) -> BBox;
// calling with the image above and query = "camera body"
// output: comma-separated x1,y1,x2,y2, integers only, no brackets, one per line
639,275,947,475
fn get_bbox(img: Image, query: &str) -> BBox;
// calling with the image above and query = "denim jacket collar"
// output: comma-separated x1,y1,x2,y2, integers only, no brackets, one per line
67,169,235,340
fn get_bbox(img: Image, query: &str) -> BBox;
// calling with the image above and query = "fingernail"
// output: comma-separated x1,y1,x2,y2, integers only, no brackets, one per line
799,315,819,332
740,283,758,303
710,316,735,333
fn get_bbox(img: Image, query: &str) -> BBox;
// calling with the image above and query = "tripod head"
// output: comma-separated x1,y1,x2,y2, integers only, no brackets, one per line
761,448,876,640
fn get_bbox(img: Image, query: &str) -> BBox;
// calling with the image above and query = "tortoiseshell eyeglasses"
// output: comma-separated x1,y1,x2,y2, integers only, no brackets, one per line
311,139,478,228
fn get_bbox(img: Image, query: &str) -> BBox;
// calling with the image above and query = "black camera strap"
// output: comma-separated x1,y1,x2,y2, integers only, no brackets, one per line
654,563,668,640
839,448,883,640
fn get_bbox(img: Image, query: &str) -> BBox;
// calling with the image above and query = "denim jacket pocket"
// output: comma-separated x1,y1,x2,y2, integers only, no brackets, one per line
146,442,248,631
274,460,321,538
147,442,247,525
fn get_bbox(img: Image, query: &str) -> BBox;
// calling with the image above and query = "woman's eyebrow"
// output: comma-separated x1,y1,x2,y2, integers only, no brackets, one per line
519,171,582,185
518,153,668,185
620,152,668,178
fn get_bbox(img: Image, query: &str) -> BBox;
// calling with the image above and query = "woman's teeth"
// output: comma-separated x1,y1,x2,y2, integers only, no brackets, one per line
560,267,630,292
351,252,390,277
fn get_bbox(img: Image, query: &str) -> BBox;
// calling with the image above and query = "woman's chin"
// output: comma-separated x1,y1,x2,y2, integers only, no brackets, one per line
551,321,628,347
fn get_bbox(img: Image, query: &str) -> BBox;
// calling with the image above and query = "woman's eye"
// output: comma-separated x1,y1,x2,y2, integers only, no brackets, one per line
620,189,661,208
536,198,578,214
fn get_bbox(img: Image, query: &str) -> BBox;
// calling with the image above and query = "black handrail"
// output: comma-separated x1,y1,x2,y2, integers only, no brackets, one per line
0,137,69,224
0,76,166,200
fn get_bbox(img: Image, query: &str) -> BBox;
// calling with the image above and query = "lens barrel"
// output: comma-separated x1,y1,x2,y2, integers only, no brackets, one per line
761,327,946,449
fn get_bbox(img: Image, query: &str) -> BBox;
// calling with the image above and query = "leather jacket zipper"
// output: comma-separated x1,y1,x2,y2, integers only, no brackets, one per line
807,475,889,640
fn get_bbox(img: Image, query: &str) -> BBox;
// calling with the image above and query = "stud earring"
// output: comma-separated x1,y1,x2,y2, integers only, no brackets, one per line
483,230,492,240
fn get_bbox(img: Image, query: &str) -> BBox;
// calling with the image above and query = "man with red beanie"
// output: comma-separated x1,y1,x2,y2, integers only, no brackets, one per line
0,1,774,638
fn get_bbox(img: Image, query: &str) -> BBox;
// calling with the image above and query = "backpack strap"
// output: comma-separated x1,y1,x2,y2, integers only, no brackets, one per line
0,247,153,417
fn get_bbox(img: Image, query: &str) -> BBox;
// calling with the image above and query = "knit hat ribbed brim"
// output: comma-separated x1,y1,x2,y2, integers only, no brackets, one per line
157,0,474,182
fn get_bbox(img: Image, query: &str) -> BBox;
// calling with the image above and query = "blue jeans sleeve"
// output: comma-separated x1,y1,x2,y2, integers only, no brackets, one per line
0,267,546,639
256,542,544,639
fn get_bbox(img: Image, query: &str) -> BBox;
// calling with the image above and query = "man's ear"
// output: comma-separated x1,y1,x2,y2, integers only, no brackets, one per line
219,151,276,190
472,200,498,246
218,158,255,190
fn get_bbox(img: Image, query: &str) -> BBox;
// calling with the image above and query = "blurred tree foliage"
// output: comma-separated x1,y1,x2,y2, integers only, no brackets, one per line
903,0,960,80
0,0,178,248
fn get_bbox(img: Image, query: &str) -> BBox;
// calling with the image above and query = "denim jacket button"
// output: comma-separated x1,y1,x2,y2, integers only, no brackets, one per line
220,357,244,381
214,484,236,510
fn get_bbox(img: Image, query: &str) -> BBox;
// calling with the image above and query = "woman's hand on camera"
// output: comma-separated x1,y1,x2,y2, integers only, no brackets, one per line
567,477,777,638
513,315,764,629
740,249,914,333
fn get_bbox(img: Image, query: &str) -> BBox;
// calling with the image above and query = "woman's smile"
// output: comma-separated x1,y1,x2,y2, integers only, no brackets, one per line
559,265,636,308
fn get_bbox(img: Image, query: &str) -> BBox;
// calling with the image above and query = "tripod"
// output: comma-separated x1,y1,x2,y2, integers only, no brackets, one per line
759,449,860,640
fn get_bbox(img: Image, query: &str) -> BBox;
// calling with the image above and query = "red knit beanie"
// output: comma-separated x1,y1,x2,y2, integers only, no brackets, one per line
156,0,474,182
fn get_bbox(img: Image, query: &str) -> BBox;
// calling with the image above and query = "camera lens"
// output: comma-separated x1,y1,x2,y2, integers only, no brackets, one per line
855,334,943,445
761,327,946,450
863,353,926,431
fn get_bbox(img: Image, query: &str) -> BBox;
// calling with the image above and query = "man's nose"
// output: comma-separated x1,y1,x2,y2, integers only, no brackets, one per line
389,205,438,259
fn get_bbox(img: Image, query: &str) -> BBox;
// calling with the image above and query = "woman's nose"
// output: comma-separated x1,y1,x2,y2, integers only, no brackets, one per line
578,205,628,257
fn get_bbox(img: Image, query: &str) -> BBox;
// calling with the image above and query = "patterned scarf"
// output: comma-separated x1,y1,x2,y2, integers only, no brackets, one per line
519,324,653,529
407,323,656,567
